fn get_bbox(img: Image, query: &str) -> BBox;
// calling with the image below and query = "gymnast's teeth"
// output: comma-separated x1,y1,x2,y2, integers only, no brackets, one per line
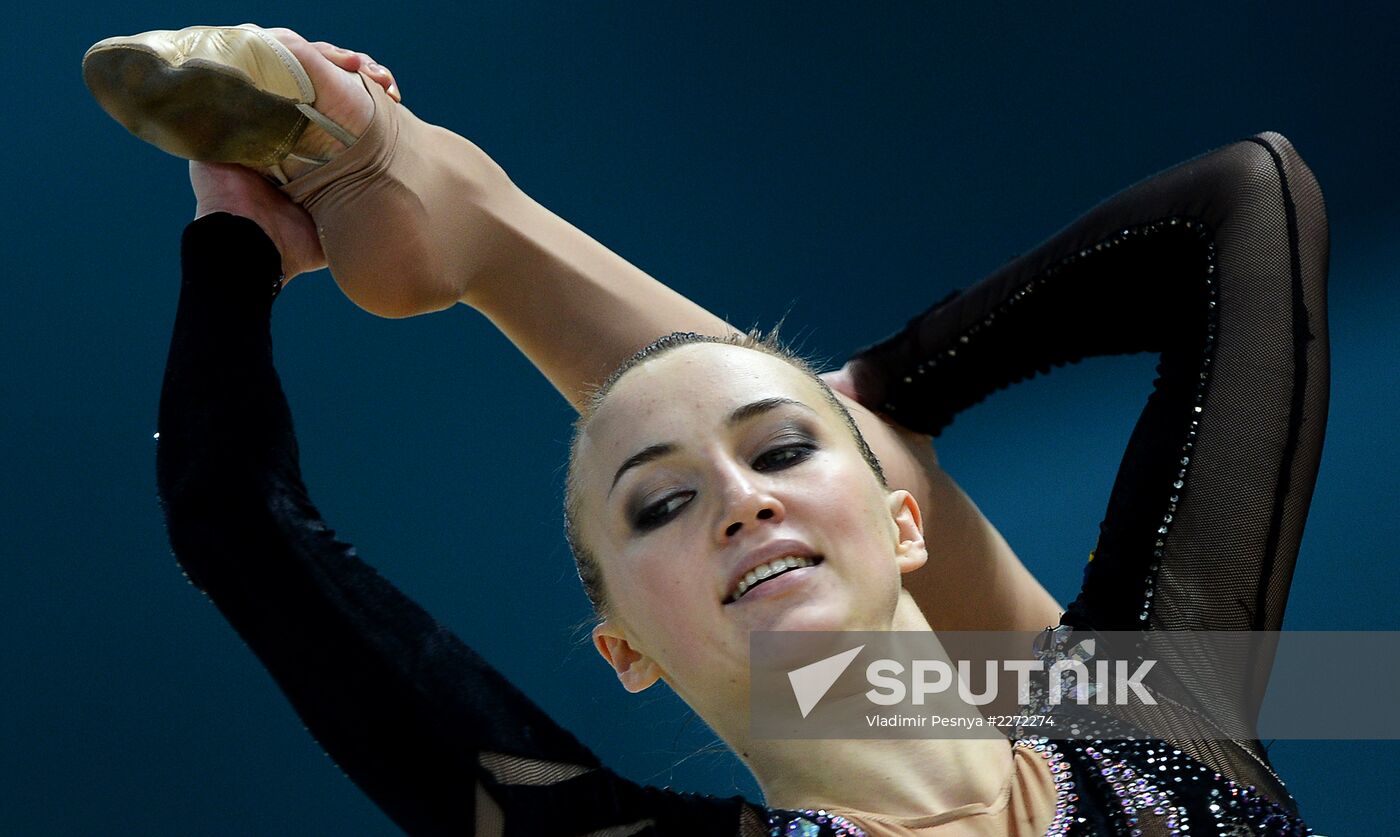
731,555,819,602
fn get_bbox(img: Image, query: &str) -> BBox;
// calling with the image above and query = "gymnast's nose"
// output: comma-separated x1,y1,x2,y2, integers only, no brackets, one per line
717,466,785,542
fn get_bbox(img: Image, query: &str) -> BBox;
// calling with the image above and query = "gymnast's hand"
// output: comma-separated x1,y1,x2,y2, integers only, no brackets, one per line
820,361,940,507
187,31,403,281
191,161,324,279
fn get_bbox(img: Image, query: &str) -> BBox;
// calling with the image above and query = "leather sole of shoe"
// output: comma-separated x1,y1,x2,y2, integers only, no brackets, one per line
83,43,309,169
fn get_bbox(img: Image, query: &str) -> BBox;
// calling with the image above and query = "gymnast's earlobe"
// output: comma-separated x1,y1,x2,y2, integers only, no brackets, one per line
592,620,663,693
888,489,928,574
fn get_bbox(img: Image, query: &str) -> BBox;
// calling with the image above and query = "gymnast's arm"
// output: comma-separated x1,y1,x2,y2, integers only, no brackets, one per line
154,211,765,836
836,132,1328,802
841,131,1328,634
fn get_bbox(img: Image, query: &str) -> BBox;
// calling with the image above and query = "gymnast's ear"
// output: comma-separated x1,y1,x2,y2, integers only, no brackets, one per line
593,620,663,693
888,489,928,575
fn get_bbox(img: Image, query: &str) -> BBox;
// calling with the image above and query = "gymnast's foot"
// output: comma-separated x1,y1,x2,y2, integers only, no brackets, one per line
83,24,401,183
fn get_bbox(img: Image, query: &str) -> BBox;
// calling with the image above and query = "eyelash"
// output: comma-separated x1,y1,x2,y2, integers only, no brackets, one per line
631,440,817,531
753,442,815,472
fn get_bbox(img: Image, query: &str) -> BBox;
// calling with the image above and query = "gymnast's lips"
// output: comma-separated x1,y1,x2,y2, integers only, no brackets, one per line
722,539,823,605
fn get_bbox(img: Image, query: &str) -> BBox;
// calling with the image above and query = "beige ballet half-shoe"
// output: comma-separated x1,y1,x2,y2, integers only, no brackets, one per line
82,25,358,184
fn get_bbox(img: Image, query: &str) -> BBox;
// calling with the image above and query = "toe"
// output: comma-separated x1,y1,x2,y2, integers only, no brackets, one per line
357,53,400,100
312,41,362,72
262,26,308,47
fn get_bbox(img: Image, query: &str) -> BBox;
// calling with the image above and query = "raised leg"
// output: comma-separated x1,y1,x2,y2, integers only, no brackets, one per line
264,31,1059,633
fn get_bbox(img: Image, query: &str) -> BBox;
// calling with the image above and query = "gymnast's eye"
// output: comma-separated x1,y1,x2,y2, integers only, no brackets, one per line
753,440,816,472
633,491,694,531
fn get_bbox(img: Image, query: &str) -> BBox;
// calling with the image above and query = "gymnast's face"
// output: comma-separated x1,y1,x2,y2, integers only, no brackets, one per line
574,343,929,718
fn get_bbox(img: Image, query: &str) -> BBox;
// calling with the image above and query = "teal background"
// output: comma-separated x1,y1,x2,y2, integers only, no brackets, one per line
5,2,1398,833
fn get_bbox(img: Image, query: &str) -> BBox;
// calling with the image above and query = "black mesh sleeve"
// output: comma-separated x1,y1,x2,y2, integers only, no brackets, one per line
843,133,1329,805
155,213,773,836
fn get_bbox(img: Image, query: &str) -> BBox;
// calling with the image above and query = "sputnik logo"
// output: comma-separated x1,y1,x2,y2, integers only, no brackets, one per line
787,645,865,718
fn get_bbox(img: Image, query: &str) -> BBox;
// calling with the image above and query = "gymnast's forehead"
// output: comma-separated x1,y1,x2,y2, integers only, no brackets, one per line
577,343,831,477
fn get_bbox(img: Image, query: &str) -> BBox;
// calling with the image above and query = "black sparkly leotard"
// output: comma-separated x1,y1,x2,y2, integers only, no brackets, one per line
156,131,1326,836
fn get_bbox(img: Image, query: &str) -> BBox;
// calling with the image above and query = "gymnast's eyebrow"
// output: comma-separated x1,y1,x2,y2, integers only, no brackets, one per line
724,397,813,428
608,397,816,496
609,443,676,497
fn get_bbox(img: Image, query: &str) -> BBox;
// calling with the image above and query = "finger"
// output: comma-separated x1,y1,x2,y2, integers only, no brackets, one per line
819,367,860,402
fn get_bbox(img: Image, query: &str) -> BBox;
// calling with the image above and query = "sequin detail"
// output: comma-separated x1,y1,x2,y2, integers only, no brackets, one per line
765,734,1311,835
1015,736,1079,836
767,809,866,836
1072,738,1313,836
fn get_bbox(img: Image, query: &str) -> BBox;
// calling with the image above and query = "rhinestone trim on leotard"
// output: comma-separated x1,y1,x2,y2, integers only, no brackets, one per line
767,808,867,837
764,733,1312,835
1016,736,1080,836
1074,738,1314,836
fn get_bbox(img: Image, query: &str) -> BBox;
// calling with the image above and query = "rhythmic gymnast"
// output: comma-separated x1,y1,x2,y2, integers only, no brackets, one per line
85,24,1328,835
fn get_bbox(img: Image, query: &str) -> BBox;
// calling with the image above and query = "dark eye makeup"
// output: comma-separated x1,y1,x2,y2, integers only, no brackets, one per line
752,438,816,472
628,430,818,532
632,491,695,530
